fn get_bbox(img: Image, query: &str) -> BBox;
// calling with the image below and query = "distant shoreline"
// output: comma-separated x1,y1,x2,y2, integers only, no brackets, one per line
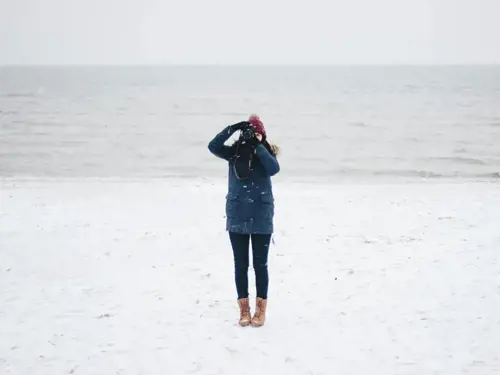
2,64,500,68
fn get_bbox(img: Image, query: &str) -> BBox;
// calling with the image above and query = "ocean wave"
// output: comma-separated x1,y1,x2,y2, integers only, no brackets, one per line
334,168,500,179
349,122,369,127
1,92,38,98
428,156,489,166
371,169,445,178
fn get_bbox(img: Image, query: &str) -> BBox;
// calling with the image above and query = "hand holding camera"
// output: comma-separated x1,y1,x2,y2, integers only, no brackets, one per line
231,120,261,147
230,121,250,132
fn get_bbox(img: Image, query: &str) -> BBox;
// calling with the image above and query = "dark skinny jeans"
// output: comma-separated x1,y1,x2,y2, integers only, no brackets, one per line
229,232,272,300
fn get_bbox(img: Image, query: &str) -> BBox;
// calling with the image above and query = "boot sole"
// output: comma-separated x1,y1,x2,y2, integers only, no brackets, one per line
251,322,264,327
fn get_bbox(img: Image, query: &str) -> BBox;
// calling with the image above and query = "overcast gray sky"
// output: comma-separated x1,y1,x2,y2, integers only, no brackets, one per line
0,0,499,65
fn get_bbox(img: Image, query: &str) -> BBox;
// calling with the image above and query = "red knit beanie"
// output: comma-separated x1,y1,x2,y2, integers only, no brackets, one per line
248,114,266,136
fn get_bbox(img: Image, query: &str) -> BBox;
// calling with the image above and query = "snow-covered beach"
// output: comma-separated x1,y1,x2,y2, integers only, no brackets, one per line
1,178,499,375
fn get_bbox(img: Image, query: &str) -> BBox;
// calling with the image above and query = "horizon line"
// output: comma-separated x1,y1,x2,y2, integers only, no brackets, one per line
1,63,500,68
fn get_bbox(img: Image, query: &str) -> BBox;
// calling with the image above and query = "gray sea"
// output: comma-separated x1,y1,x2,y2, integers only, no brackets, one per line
1,66,500,181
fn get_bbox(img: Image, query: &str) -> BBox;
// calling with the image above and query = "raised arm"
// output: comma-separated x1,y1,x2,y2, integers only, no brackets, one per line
255,143,280,176
208,122,250,161
208,126,235,161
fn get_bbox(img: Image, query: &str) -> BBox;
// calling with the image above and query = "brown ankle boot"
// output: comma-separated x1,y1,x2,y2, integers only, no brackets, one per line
251,298,267,327
237,298,251,326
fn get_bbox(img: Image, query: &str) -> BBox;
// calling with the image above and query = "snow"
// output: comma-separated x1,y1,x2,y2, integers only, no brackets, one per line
1,178,500,375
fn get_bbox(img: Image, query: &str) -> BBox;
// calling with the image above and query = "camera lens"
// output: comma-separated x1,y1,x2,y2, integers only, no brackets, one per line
242,126,255,140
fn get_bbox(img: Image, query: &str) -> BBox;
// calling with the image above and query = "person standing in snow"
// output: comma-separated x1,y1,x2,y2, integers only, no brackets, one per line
208,115,280,327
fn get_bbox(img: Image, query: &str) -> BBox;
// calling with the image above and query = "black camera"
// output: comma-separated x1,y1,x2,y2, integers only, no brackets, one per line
241,124,256,141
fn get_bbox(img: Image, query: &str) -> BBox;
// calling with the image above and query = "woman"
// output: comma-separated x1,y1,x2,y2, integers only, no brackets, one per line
208,115,280,327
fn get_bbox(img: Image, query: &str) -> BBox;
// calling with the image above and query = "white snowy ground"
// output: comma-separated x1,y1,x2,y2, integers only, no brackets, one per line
1,178,500,375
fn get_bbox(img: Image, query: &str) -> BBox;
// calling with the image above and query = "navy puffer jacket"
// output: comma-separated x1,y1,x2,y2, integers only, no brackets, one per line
208,125,280,234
